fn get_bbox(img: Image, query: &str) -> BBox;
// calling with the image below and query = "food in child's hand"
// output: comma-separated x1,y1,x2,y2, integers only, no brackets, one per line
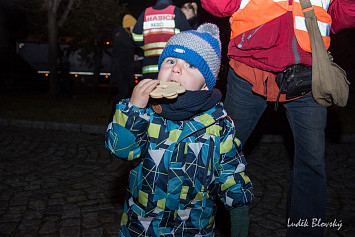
150,81,186,99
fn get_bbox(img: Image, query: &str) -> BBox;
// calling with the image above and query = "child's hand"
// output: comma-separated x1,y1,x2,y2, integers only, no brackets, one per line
130,79,159,108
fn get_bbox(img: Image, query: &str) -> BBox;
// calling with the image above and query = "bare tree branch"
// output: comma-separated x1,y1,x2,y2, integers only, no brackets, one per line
58,0,76,27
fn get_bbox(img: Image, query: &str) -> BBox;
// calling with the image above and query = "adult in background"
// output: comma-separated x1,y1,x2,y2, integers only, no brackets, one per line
58,48,75,99
132,0,191,79
109,14,138,122
201,0,355,236
181,2,200,30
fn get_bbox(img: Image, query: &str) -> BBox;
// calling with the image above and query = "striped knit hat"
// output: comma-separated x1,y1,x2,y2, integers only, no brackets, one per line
158,23,221,90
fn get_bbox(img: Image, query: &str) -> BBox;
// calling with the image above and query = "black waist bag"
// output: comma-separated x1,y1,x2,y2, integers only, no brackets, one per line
274,64,312,110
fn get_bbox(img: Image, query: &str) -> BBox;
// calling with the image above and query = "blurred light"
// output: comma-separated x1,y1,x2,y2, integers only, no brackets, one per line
105,75,108,78
135,80,138,84
135,76,138,79
75,74,78,78
106,42,110,45
45,73,49,77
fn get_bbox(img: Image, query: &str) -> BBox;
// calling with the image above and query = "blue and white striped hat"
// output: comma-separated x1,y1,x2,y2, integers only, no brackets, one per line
158,23,221,90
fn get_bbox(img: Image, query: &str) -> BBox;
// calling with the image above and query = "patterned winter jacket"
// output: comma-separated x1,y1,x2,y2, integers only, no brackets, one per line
105,99,254,236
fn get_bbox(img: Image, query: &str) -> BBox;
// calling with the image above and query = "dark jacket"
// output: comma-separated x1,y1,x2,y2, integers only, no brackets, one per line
110,26,135,95
188,15,201,30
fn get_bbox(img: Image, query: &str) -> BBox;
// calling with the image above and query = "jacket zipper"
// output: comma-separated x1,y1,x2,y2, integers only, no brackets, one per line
237,24,264,49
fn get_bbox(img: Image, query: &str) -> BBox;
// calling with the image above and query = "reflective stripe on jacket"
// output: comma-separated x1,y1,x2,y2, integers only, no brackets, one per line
229,0,332,52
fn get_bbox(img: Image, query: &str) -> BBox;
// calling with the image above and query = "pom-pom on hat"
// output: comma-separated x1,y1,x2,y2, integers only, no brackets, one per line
122,14,137,28
158,23,221,90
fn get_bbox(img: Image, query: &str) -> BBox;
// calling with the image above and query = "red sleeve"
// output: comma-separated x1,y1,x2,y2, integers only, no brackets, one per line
328,0,355,34
201,0,242,17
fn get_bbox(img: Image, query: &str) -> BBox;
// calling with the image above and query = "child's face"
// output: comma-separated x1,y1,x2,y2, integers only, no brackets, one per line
158,57,208,91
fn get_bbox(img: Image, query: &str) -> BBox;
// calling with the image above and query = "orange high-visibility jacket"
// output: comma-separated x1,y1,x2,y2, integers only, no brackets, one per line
229,0,333,52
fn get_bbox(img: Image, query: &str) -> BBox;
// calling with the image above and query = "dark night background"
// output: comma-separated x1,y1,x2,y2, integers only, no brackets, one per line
0,2,353,236
0,0,353,86
0,0,353,100
0,0,353,138
0,0,233,89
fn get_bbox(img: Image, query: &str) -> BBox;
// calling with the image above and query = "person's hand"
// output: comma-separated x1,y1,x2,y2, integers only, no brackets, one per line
130,79,159,108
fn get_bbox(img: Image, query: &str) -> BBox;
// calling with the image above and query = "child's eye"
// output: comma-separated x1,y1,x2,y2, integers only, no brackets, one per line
167,59,175,65
187,63,196,69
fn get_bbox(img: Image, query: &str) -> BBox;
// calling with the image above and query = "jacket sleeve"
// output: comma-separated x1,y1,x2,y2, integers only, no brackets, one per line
328,0,355,34
132,11,145,48
201,0,242,17
216,117,254,209
105,99,150,160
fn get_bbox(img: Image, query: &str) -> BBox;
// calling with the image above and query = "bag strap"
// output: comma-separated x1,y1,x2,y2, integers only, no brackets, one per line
299,0,318,44
299,0,328,55
299,0,314,16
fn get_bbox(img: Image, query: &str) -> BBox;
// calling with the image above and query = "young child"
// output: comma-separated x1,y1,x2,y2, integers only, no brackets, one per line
105,23,254,237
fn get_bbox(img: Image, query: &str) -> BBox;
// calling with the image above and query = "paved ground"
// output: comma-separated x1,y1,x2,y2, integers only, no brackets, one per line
0,125,354,237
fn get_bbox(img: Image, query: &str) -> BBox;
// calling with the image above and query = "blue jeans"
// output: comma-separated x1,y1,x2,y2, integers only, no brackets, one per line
224,67,327,237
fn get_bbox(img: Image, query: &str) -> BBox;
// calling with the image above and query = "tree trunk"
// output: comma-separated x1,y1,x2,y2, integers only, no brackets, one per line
48,6,59,96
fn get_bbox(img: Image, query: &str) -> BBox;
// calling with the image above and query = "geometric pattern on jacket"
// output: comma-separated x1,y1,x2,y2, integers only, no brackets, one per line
105,99,254,236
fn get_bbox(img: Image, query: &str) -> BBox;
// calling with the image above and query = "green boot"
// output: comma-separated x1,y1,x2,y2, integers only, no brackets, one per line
230,205,249,237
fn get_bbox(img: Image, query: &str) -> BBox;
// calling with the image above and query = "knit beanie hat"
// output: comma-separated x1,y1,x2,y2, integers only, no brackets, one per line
158,23,221,90
122,14,137,28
